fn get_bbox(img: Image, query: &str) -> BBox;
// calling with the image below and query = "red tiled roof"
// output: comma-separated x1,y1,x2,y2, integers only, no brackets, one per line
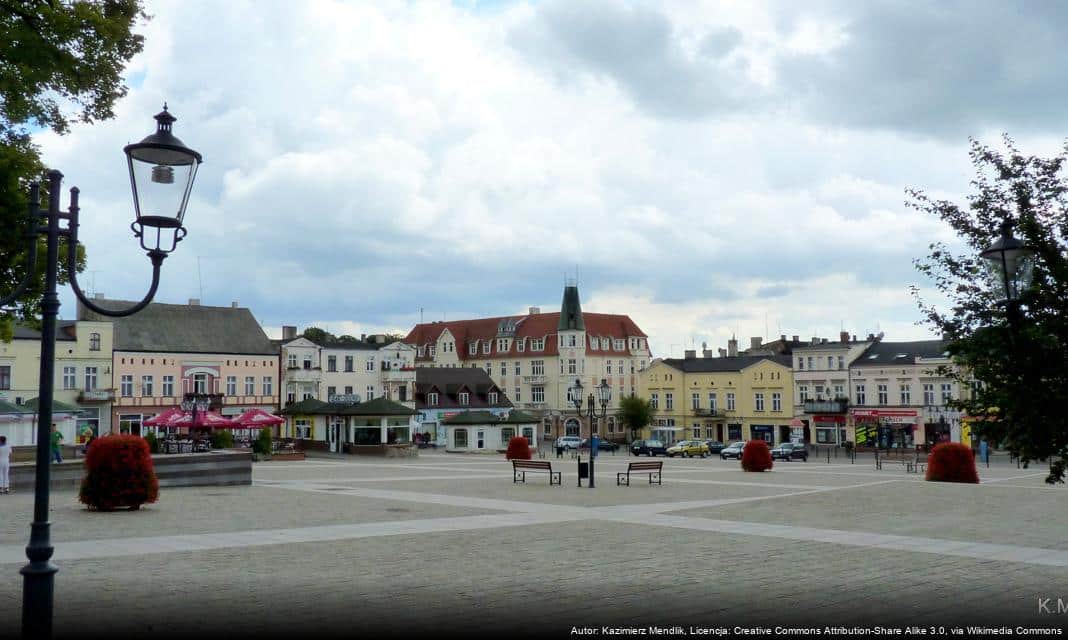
403,311,647,362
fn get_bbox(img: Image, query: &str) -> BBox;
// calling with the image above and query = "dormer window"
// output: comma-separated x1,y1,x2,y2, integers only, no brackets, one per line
517,338,525,352
428,392,439,406
497,338,508,351
569,335,577,347
488,392,498,404
469,341,478,355
429,345,436,357
482,342,491,354
418,346,426,357
614,339,624,351
459,392,469,405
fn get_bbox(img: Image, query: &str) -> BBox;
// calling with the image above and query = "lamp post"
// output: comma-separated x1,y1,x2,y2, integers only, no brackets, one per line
180,392,212,436
0,106,201,637
980,220,1036,336
570,378,610,488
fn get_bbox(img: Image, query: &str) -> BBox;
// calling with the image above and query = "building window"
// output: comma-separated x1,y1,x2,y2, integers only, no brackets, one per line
0,365,10,390
838,355,845,370
691,393,700,410
532,360,544,376
345,356,354,372
327,356,337,372
754,393,765,411
62,366,76,390
162,375,173,397
226,376,237,396
89,332,101,351
650,393,659,410
294,419,311,440
486,363,492,374
366,385,375,400
141,375,154,397
617,360,624,375
693,427,701,438
807,356,814,370
827,356,834,369
344,386,353,395
482,342,491,354
856,384,866,405
900,385,911,405
941,383,953,404
497,338,508,352
797,358,804,370
429,345,436,357
454,428,468,448
500,362,507,376
877,384,888,405
327,386,337,398
726,393,735,412
814,385,824,400
469,342,478,355
799,385,809,403
568,359,577,375
923,383,935,405
772,392,781,412
532,386,545,403
833,384,844,399
614,339,624,350
428,392,439,406
728,424,742,440
532,339,544,351
606,360,613,375
303,357,312,370
244,376,255,395
488,392,498,404
708,393,717,412
514,362,521,376
121,375,133,397
366,357,375,372
287,354,297,368
263,377,273,396
459,392,469,405
514,387,521,402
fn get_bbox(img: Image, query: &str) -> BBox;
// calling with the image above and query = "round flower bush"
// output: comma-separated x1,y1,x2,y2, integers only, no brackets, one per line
79,434,159,511
505,436,533,460
925,442,979,483
741,439,774,472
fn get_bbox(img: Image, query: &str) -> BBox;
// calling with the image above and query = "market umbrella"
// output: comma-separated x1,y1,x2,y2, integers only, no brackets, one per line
143,407,187,427
231,408,284,438
170,411,238,429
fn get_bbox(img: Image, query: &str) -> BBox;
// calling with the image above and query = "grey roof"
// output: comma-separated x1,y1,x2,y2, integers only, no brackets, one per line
558,285,584,331
661,354,792,373
415,367,513,409
13,321,78,341
80,299,276,355
280,397,417,416
0,400,30,414
22,397,83,413
853,340,949,366
792,340,870,352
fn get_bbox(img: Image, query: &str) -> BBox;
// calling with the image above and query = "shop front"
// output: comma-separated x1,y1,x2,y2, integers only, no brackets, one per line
852,409,919,449
813,415,846,445
749,424,774,444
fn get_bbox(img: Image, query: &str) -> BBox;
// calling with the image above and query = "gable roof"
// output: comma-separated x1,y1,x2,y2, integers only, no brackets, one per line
414,367,512,409
13,321,79,342
660,354,792,373
853,340,948,366
280,397,417,416
79,299,277,355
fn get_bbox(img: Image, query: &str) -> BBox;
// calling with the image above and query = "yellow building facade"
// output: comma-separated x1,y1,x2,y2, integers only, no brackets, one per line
638,354,795,445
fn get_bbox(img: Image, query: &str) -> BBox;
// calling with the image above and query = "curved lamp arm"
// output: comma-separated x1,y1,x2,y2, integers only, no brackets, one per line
0,183,42,309
64,186,168,318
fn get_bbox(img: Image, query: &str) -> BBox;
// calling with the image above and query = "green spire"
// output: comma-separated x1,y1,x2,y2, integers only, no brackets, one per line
558,284,584,331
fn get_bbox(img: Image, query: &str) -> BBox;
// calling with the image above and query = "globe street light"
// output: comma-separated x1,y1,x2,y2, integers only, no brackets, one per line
0,106,201,637
980,220,1035,314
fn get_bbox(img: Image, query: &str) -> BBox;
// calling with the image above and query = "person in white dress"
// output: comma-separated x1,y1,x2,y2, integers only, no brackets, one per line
0,435,11,494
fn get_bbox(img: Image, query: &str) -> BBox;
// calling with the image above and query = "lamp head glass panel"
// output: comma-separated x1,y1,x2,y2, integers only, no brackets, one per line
570,378,583,409
125,105,202,254
980,222,1035,303
597,379,611,406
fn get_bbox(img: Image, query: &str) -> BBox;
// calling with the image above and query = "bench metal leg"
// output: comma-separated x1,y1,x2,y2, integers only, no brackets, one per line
514,470,526,483
650,473,661,485
617,473,629,486
551,472,561,485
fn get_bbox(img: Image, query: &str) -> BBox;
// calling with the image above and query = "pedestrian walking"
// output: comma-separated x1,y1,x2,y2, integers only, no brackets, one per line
50,423,64,463
0,435,11,494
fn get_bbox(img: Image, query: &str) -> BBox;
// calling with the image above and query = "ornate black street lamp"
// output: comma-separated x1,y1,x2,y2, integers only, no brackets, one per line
980,220,1036,322
0,106,201,637
181,392,212,441
570,378,611,488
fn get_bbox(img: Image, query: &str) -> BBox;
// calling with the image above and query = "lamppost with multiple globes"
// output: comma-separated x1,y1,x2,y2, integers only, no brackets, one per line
0,105,201,637
569,378,611,488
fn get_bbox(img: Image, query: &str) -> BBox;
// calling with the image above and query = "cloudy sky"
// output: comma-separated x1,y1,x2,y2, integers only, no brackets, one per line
39,0,1068,357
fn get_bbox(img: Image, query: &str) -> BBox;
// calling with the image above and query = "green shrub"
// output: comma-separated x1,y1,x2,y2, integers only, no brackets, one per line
143,431,160,454
210,429,235,449
253,428,272,455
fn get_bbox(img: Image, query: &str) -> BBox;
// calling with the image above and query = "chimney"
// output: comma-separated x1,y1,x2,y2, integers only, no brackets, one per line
188,298,200,306
750,337,762,350
727,338,738,357
282,325,297,340
703,348,715,358
684,349,696,359
867,333,875,341
811,336,819,345
780,334,786,343
529,306,540,315
792,335,799,343
231,300,239,308
95,293,105,300
852,334,857,342
840,331,850,343
361,334,366,341
718,348,727,358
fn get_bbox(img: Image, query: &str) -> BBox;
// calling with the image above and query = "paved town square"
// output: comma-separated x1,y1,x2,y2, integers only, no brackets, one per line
0,451,1063,637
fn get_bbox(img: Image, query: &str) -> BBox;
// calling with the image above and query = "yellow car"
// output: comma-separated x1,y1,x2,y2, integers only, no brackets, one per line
666,440,710,458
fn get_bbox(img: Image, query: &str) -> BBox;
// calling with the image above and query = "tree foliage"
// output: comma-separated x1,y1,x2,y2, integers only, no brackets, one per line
618,394,655,440
910,136,1068,483
0,0,145,338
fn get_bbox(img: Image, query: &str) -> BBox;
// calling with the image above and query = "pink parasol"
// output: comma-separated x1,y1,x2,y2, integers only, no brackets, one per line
143,407,188,427
170,411,238,429
231,408,284,428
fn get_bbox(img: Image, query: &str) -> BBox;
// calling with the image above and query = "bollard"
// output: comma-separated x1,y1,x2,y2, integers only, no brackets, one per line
827,447,831,464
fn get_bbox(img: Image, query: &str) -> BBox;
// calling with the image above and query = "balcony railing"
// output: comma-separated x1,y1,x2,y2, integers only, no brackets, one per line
522,402,549,410
522,375,547,385
692,408,718,417
381,368,415,382
803,399,848,414
77,390,115,403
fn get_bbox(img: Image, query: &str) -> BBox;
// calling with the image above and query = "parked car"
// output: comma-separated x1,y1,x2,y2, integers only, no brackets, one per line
579,438,620,452
630,439,668,456
667,440,710,458
703,440,726,454
720,441,746,459
771,441,808,462
554,436,583,450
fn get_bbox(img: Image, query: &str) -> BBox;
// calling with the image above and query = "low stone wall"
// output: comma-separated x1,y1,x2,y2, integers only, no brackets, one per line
8,450,252,491
343,443,417,457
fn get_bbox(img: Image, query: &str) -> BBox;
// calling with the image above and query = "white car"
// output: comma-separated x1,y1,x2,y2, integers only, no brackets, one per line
554,436,583,450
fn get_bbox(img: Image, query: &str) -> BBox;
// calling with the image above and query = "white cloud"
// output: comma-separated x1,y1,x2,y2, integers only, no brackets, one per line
34,0,1062,357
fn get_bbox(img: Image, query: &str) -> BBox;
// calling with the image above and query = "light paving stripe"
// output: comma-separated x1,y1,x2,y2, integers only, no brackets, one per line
609,513,1068,568
257,474,502,484
980,472,1051,484
668,478,832,490
0,511,583,566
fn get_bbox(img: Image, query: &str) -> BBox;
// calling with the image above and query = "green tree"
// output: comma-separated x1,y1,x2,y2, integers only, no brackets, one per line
301,327,336,345
0,0,146,338
618,394,655,442
910,136,1068,483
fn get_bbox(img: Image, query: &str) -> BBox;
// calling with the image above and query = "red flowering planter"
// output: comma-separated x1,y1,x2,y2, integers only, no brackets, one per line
505,436,533,460
925,442,979,484
79,434,160,511
741,440,774,472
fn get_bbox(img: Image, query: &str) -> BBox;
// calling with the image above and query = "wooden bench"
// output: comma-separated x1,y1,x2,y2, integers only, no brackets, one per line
512,459,561,485
618,460,663,486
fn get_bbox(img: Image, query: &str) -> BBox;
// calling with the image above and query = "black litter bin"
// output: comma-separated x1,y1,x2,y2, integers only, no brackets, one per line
556,445,564,458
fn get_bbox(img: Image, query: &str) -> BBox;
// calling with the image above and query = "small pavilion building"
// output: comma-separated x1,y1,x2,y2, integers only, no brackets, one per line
280,396,419,455
441,410,539,453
